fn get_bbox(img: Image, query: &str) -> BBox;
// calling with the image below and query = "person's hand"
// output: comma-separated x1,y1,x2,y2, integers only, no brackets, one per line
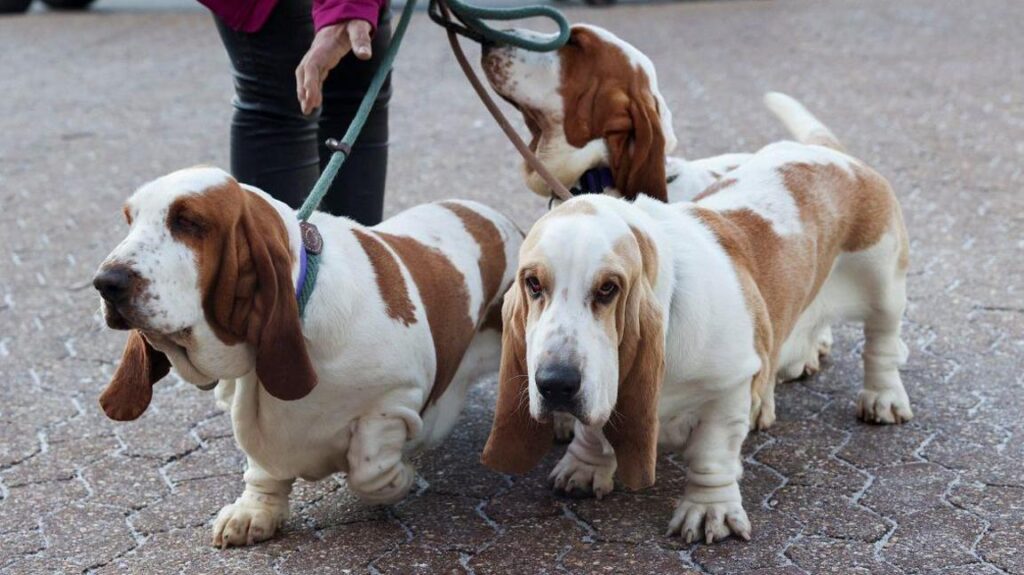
296,19,373,115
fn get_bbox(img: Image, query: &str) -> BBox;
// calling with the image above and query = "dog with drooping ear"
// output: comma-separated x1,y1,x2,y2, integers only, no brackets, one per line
481,23,753,203
480,96,914,544
94,166,523,547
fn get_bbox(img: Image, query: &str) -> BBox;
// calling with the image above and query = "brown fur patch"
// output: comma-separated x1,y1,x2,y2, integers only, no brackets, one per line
558,26,668,201
167,180,317,401
376,232,475,408
440,202,508,316
352,229,417,326
549,199,598,217
629,225,659,284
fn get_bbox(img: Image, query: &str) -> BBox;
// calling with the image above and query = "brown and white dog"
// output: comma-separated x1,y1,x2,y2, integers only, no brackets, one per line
482,96,912,543
93,167,521,546
481,23,752,203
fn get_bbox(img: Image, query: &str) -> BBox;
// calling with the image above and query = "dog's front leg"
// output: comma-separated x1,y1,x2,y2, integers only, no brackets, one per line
550,419,617,499
212,459,293,548
346,413,417,505
668,385,752,544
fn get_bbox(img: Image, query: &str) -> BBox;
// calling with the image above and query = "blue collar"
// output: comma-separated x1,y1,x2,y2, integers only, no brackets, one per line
571,166,615,196
296,221,323,318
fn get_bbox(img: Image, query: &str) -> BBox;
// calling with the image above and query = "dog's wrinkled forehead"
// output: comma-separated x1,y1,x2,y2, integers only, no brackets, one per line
125,166,234,223
527,199,636,281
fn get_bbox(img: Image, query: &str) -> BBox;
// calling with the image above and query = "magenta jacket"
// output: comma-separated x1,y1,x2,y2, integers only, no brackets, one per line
200,0,388,33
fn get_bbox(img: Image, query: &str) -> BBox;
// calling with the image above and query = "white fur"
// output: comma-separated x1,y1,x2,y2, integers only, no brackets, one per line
98,168,522,547
519,131,912,542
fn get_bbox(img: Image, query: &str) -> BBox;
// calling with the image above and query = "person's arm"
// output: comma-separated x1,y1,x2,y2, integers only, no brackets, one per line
296,0,388,115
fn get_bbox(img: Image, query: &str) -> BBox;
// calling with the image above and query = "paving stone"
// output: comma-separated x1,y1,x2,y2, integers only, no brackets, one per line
860,462,957,518
468,515,583,574
0,479,90,533
82,455,170,510
774,485,890,542
572,494,685,550
947,482,1024,530
162,436,244,483
787,536,901,575
372,544,464,574
0,434,120,487
977,527,1024,575
39,503,136,571
882,507,988,573
394,493,495,551
561,541,695,574
0,529,46,569
130,475,241,536
276,521,405,574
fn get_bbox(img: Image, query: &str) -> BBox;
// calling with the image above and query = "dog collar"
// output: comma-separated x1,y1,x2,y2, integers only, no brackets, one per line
296,221,323,318
570,166,615,197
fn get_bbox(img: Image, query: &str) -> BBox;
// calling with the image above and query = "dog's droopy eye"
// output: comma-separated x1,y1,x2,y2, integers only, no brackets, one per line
172,213,204,237
595,281,618,304
525,276,543,298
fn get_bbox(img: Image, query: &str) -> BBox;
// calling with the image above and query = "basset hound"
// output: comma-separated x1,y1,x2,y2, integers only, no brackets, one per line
481,95,913,543
93,167,522,547
481,23,753,204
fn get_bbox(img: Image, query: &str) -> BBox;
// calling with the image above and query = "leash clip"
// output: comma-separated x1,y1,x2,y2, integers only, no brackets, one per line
325,139,352,155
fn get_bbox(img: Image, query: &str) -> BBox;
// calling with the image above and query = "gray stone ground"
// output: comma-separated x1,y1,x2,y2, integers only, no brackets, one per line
1,0,1022,573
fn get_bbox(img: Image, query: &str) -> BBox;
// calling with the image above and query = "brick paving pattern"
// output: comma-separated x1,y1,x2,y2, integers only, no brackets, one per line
1,1,1021,573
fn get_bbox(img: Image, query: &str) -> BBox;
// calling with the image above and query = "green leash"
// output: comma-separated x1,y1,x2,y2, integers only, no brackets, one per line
296,0,571,317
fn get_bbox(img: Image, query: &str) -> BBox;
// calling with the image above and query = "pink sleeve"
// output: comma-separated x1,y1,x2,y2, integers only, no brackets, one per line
313,0,386,32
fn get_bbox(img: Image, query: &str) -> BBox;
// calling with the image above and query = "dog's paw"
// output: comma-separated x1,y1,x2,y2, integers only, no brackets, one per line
349,460,415,505
550,450,615,500
553,412,576,443
816,325,833,358
211,494,288,548
857,388,913,424
667,497,751,544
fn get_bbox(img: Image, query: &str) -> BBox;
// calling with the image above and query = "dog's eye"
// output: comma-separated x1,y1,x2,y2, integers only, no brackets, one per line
172,213,204,236
595,281,618,303
525,276,543,298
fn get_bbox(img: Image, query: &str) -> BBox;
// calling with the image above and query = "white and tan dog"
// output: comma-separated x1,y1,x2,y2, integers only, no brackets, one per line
482,96,912,543
481,23,752,203
94,167,521,546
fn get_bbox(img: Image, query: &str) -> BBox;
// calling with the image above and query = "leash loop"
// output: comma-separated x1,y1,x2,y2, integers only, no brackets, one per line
428,0,570,52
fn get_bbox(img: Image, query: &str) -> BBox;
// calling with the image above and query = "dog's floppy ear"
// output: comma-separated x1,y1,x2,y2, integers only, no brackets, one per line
241,192,317,401
200,184,317,401
482,282,554,473
601,80,668,202
604,228,664,490
560,27,668,202
99,330,171,421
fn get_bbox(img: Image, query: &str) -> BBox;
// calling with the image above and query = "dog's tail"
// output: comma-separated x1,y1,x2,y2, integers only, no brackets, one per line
763,92,845,152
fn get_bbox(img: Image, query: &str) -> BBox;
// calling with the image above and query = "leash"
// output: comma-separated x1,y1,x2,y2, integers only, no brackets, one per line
432,0,577,201
296,0,575,316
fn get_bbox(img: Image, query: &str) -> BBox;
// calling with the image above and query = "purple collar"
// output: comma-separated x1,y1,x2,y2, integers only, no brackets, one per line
570,166,615,196
295,245,308,300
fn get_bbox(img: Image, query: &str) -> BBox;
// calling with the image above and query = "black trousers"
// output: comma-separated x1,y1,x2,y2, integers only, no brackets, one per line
214,1,392,225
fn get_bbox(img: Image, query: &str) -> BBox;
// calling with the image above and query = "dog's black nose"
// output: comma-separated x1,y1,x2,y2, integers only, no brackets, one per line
93,266,135,303
536,363,582,408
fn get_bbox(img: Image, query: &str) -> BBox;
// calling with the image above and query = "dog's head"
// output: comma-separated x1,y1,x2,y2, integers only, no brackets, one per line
93,167,316,421
481,24,677,201
481,196,665,490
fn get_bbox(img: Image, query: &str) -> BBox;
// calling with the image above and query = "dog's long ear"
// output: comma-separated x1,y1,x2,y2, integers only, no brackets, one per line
561,27,668,202
201,184,317,401
242,192,317,401
100,330,171,421
482,282,554,473
602,79,668,202
604,228,664,490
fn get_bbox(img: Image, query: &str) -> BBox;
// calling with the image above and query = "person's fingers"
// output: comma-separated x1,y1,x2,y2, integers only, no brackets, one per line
301,62,322,115
295,62,310,115
348,20,373,60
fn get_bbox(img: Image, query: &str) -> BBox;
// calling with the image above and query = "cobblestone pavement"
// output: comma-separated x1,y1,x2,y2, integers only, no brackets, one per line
1,0,1022,573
